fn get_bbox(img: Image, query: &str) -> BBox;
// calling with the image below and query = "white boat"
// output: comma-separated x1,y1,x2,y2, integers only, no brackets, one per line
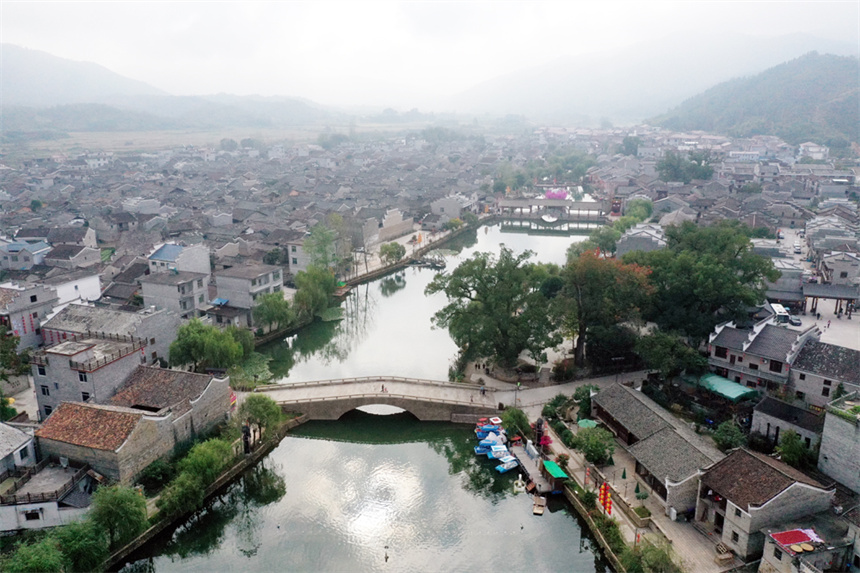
487,445,509,460
495,456,518,473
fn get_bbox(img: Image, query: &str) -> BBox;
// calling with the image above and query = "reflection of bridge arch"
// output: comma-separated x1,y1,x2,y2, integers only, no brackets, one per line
255,377,500,421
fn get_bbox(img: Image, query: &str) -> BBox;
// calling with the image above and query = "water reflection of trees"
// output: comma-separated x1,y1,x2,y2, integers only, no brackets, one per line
379,272,407,298
261,283,377,378
155,462,287,562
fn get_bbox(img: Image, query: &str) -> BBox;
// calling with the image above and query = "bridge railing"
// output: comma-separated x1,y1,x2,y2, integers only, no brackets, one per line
273,392,497,408
253,376,492,392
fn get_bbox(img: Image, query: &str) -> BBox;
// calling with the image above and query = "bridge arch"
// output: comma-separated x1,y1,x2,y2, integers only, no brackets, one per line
278,393,498,422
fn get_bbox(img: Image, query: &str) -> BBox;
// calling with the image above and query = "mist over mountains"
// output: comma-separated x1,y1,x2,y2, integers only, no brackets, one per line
1,33,857,143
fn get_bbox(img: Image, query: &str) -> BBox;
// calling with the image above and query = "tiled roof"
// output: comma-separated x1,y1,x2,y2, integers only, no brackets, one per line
216,264,280,280
701,449,827,509
0,422,31,457
753,397,825,433
793,341,860,385
36,402,143,451
47,227,88,244
592,384,669,441
744,325,800,361
149,244,184,262
711,327,751,351
42,304,142,335
45,244,86,260
0,287,20,308
109,366,213,412
628,427,713,483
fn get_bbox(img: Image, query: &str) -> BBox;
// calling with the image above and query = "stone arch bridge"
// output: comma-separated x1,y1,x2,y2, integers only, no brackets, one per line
253,376,500,421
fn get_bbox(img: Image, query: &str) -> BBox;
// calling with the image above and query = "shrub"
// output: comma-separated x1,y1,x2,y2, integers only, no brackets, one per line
561,428,575,447
572,427,615,465
552,358,576,382
54,520,108,572
179,438,234,487
713,421,746,451
747,431,774,454
542,403,558,419
155,472,205,518
578,488,598,511
633,505,651,519
136,459,176,495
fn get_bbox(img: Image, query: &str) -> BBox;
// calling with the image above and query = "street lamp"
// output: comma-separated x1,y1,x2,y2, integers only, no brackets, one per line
612,356,624,384
515,381,521,408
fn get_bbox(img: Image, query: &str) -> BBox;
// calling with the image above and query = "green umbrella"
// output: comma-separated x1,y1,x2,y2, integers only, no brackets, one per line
577,419,598,428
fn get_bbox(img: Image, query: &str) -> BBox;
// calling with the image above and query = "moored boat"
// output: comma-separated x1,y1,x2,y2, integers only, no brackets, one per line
495,455,518,473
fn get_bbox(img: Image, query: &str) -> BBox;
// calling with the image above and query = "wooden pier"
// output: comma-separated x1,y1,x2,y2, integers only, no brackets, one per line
510,443,552,495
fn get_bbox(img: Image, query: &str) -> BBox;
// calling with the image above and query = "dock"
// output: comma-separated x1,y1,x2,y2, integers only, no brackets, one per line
510,443,552,495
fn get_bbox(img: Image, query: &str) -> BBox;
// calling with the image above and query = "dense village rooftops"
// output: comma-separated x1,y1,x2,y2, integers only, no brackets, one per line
148,243,184,261
701,449,829,510
45,244,87,260
42,304,148,334
628,427,714,484
138,270,207,286
754,397,825,433
110,366,215,413
792,341,860,384
215,263,280,280
35,402,143,451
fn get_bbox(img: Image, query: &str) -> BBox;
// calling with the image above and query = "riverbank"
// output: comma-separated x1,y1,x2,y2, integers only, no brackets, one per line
106,414,309,571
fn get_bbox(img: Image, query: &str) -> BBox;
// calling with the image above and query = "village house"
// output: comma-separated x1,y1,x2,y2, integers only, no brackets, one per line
615,223,666,258
817,392,860,495
758,524,853,573
0,423,36,473
751,396,825,449
139,271,209,319
147,243,210,276
0,242,51,271
0,283,59,350
30,332,146,420
211,263,284,328
789,341,860,411
843,506,860,569
43,244,101,269
695,448,835,560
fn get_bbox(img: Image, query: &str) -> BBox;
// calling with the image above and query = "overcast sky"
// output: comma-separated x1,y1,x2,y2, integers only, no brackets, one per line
2,1,858,108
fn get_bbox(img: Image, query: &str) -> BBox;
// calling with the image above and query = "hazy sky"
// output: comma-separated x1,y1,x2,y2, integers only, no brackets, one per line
2,1,858,108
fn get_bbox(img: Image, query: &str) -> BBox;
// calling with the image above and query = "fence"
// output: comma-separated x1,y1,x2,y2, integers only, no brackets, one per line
0,458,89,505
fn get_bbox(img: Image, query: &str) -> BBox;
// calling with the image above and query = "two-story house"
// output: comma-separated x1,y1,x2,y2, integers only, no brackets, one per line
30,333,147,421
0,283,59,350
147,243,210,276
790,341,860,411
43,245,101,269
139,271,209,319
0,242,51,271
708,317,820,395
212,264,283,328
46,227,97,249
695,448,834,560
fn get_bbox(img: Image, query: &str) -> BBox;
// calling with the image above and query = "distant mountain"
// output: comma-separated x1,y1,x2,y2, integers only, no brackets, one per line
450,33,857,124
1,44,167,106
651,52,860,145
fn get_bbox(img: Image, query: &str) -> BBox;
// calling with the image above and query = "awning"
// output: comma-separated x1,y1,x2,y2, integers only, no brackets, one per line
688,374,759,403
543,460,569,479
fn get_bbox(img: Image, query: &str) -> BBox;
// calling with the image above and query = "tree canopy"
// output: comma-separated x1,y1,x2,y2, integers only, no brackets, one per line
656,151,714,183
169,319,244,372
293,264,337,320
253,292,295,332
425,248,560,368
89,485,148,549
635,330,707,380
237,393,283,434
379,241,406,265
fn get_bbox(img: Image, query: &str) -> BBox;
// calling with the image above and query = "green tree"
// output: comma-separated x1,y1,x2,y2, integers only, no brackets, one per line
303,224,338,269
425,248,561,368
29,200,43,211
572,427,616,465
90,485,148,549
739,182,762,194
557,250,652,366
293,265,337,319
226,325,255,358
220,138,238,151
443,218,464,231
0,390,17,421
4,536,65,573
656,151,714,183
776,429,816,469
379,242,406,265
635,331,707,380
54,520,109,572
713,421,746,451
155,471,205,518
179,438,234,486
237,393,283,436
625,198,653,221
573,385,598,421
588,226,622,255
0,325,28,374
621,136,641,156
169,319,243,372
500,407,533,440
624,220,779,347
252,292,295,332
263,248,285,265
462,212,479,226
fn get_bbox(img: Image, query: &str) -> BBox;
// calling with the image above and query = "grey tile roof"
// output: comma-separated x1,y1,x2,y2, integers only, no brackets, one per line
793,341,860,385
628,427,714,483
711,327,751,351
592,384,669,441
0,422,31,458
753,397,825,433
139,271,206,286
745,325,800,361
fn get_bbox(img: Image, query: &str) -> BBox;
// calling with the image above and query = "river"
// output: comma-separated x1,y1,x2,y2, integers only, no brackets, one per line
259,223,588,382
120,222,607,572
120,412,611,572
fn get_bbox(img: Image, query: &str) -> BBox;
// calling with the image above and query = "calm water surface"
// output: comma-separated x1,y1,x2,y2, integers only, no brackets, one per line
260,223,588,382
121,412,611,572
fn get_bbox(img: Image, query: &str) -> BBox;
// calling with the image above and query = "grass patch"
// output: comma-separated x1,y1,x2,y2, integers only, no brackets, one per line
634,505,652,518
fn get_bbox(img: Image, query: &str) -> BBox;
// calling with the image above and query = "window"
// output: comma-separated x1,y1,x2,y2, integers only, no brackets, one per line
734,508,741,517
24,510,41,521
151,351,157,360
774,548,782,561
74,285,79,290
822,387,830,397
30,295,37,302
796,391,805,400
40,385,49,396
78,372,88,383
273,285,281,292
292,258,298,265
37,365,46,376
11,256,19,262
769,360,783,373
714,346,728,359
150,338,156,345
273,271,280,280
799,373,806,380
841,271,849,278
32,312,38,319
736,357,743,363
197,279,203,288
731,531,739,543
198,294,204,303
17,446,29,461
749,363,759,371
804,437,811,448
291,246,297,253
44,405,52,417
81,392,90,401
216,315,223,324
823,379,832,386
251,278,257,286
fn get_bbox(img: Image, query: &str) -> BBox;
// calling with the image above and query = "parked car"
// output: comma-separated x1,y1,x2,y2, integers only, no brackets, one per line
788,315,802,326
